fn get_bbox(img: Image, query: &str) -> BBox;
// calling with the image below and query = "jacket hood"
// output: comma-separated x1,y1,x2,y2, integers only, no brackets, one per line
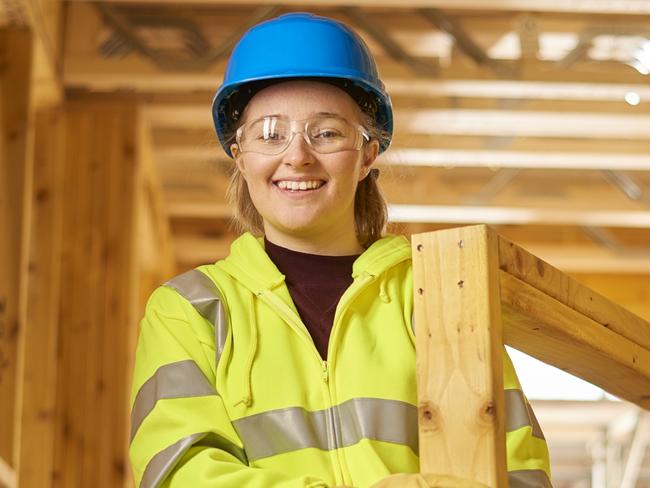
216,232,412,294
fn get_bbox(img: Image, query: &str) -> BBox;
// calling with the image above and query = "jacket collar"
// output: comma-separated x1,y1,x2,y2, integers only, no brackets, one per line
217,232,412,294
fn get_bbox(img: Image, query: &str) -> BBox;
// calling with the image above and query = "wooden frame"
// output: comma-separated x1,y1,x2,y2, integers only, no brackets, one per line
412,225,650,486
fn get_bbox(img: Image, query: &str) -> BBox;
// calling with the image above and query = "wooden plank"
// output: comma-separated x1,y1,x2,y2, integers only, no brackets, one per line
500,271,650,409
53,101,142,488
498,237,650,352
77,0,650,15
412,225,507,487
0,27,33,469
389,205,650,228
15,108,64,487
54,102,92,488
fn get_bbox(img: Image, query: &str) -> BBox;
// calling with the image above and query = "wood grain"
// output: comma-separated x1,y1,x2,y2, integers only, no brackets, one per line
412,225,507,487
498,236,650,351
0,28,33,470
16,108,64,487
500,271,650,409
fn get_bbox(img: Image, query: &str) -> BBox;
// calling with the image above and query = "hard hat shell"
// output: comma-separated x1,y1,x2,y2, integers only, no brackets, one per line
212,12,393,157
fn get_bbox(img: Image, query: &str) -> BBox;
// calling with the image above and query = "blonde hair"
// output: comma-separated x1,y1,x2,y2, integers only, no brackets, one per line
225,93,390,248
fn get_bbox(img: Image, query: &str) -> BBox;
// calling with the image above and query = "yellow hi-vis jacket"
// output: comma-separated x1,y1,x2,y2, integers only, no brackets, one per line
129,233,552,488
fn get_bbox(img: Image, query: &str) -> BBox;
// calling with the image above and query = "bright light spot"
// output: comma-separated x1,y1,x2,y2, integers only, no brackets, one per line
630,60,650,75
506,347,607,400
625,91,641,106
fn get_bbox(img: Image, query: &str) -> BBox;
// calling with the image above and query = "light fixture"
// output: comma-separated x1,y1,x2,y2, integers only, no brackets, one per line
625,91,641,106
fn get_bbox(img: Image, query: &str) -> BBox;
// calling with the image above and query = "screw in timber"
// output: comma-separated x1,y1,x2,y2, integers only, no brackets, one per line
416,244,424,252
457,280,464,288
458,240,464,248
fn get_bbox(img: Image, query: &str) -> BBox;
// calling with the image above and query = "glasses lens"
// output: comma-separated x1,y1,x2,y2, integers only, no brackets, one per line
239,117,290,154
307,117,358,153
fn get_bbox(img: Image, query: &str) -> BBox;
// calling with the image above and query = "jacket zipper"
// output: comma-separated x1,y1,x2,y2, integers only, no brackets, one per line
259,272,375,486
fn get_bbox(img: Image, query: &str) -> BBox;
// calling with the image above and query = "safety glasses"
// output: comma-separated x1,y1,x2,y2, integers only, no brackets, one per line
235,114,370,155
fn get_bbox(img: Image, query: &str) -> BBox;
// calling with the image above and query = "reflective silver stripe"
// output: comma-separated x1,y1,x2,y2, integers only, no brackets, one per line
165,269,228,366
508,469,553,488
338,397,419,452
130,360,217,442
505,389,545,440
140,432,247,488
233,398,417,461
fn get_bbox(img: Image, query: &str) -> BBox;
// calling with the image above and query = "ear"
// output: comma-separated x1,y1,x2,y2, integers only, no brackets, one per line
231,144,246,176
359,139,379,181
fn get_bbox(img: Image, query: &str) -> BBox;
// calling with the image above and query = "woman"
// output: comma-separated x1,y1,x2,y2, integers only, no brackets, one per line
129,12,551,488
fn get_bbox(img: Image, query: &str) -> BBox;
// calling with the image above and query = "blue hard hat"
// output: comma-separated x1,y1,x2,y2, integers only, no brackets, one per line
212,12,393,157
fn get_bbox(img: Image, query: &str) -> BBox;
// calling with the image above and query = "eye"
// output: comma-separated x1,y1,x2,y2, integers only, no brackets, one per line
314,129,342,139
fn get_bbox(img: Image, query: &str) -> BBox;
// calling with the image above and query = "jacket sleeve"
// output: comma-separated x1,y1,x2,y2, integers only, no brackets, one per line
129,285,329,488
502,349,553,488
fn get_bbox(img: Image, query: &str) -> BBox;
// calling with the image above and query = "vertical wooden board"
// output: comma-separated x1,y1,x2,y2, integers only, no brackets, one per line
54,104,92,488
412,225,507,487
0,28,33,467
100,105,138,487
16,108,65,487
53,101,140,488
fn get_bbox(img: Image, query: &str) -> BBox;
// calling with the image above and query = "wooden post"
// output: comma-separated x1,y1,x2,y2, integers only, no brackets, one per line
53,100,142,488
412,225,507,487
15,108,65,487
0,27,34,476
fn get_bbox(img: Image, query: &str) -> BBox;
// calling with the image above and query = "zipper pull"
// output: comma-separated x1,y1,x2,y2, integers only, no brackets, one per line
321,361,329,383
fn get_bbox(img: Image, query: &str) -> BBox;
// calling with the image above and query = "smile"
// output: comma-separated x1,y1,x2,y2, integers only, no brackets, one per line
275,180,325,191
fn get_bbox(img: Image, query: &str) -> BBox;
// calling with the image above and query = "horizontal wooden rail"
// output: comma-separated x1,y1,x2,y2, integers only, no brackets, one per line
0,455,16,488
498,235,650,409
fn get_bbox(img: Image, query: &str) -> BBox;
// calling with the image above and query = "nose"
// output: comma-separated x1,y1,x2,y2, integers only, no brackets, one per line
282,131,314,167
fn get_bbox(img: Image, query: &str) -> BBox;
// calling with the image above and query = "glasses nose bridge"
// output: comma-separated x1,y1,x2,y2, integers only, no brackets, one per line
285,119,313,150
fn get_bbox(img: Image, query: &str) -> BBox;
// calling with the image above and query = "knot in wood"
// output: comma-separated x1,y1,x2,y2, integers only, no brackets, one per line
480,400,497,424
419,402,440,432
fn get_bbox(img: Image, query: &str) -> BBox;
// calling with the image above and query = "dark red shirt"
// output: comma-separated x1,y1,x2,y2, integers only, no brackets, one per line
264,238,359,359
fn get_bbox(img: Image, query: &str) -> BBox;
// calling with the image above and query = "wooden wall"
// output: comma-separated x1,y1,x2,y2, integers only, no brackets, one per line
1,26,173,486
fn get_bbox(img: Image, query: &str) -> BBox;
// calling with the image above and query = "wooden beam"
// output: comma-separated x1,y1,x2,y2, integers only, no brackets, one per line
6,0,63,107
72,0,650,15
399,109,650,139
498,234,650,409
412,225,507,486
0,27,34,469
388,205,650,228
381,149,650,170
15,108,64,487
500,271,650,409
389,79,650,102
54,101,141,487
499,238,650,351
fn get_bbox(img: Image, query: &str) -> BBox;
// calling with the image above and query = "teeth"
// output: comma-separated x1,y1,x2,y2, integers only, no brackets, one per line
277,180,323,191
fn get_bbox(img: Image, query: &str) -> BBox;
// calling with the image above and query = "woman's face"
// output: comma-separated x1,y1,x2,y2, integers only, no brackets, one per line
232,80,378,250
